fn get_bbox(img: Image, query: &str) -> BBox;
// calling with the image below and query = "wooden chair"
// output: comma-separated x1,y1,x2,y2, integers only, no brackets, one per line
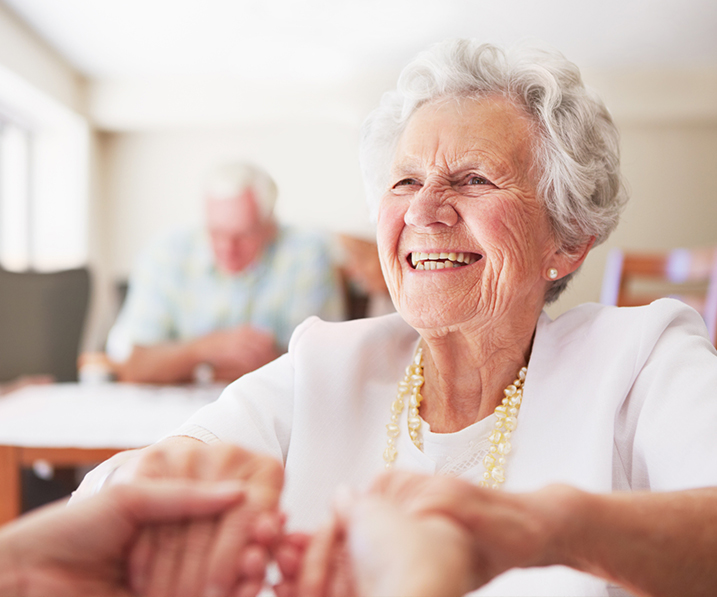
0,267,91,382
336,234,392,319
600,247,717,345
0,267,92,512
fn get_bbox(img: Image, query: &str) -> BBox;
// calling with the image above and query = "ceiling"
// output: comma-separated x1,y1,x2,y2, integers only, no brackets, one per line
4,0,717,86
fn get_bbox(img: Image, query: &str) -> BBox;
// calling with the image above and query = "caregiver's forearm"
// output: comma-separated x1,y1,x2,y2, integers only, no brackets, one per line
561,486,717,597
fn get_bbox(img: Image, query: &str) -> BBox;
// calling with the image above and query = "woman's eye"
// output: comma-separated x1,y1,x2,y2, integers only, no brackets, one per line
393,178,420,188
467,175,491,185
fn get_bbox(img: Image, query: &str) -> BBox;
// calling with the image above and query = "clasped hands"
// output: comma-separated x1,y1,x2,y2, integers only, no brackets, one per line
77,440,562,597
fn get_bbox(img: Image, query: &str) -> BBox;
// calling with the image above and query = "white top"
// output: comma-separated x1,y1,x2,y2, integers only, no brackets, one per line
175,299,717,596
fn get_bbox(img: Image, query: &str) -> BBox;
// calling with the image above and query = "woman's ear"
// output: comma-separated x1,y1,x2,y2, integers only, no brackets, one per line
545,236,595,280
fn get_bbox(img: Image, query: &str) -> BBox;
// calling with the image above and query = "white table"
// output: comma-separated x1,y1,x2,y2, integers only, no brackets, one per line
0,382,225,523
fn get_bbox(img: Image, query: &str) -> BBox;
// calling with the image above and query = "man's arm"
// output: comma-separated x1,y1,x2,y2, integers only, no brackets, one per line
115,342,203,384
115,325,281,384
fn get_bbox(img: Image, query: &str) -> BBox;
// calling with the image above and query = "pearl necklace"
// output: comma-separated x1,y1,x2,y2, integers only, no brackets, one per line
383,345,528,490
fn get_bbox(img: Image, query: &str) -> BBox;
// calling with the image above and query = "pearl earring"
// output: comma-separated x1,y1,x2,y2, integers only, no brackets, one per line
547,268,558,280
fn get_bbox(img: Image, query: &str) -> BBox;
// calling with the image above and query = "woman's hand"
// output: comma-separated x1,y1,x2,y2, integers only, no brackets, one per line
114,437,283,511
286,482,474,597
289,471,575,597
109,437,284,597
0,480,246,597
286,514,356,597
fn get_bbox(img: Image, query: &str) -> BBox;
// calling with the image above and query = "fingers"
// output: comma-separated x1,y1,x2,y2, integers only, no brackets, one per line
174,519,217,597
230,579,265,597
113,444,282,597
129,527,156,596
297,514,342,597
112,441,283,511
272,532,310,596
253,510,283,546
274,532,311,581
346,495,475,597
145,523,186,597
127,504,271,597
367,469,427,504
369,470,486,523
129,524,189,597
273,582,297,597
114,480,249,597
123,436,220,484
109,480,247,523
202,503,264,597
245,458,284,512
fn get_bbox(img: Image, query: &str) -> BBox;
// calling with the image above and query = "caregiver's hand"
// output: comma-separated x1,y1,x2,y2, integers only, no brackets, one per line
0,480,245,597
109,437,284,597
368,471,573,592
375,473,717,597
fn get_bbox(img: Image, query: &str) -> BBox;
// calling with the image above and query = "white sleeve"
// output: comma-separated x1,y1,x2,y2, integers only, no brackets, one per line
616,301,717,491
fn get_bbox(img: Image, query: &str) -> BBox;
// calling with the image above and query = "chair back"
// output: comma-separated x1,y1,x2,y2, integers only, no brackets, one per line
600,247,717,344
336,234,387,320
0,267,91,382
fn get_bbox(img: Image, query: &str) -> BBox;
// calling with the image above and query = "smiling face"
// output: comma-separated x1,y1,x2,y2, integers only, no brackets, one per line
377,95,561,335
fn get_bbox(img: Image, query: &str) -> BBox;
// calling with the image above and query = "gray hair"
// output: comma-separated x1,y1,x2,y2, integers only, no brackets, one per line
360,39,628,303
204,161,278,221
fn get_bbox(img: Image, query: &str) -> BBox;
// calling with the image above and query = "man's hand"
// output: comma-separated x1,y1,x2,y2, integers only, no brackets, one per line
115,325,280,384
195,325,280,381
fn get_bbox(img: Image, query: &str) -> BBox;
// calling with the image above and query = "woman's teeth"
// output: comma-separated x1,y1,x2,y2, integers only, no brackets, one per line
410,252,479,270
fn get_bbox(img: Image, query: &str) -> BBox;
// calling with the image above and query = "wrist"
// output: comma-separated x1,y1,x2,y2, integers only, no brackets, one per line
71,449,142,501
544,485,598,571
187,336,211,369
525,484,592,570
169,338,210,383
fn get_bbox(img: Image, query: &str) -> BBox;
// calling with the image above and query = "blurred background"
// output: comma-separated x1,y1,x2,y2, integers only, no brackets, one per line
0,0,716,350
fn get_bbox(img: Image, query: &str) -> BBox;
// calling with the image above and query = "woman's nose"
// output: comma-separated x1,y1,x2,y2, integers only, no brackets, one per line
404,186,459,229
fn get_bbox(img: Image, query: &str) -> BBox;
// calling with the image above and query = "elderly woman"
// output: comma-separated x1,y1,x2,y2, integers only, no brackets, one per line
75,39,717,597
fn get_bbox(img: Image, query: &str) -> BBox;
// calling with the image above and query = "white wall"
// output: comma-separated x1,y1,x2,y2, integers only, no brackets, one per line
547,120,717,317
0,2,85,113
97,69,717,327
98,121,373,278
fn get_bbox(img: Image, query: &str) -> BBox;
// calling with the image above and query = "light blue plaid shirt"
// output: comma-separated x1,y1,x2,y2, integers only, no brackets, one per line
106,226,344,361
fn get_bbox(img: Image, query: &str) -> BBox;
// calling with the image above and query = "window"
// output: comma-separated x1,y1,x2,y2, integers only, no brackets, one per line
0,117,32,270
0,63,90,272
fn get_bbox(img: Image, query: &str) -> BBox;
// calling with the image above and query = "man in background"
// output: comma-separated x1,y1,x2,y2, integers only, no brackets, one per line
106,161,344,384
